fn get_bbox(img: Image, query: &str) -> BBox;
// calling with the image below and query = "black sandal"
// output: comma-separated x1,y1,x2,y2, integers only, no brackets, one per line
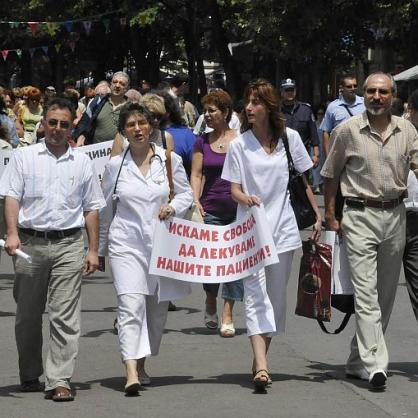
253,369,269,392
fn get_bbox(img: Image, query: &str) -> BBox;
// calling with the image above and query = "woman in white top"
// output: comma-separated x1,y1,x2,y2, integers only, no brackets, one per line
99,102,192,395
222,79,322,392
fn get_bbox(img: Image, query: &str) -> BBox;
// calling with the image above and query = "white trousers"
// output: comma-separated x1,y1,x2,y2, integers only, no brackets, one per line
244,250,294,337
117,293,169,361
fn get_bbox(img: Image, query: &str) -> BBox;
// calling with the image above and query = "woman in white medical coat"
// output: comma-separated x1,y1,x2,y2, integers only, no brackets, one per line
222,79,322,392
99,102,192,395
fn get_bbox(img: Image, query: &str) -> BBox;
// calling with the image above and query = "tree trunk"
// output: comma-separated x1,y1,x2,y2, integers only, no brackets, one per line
207,0,243,100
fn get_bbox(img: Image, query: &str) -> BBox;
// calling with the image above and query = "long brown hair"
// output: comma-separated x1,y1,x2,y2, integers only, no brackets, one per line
241,79,286,148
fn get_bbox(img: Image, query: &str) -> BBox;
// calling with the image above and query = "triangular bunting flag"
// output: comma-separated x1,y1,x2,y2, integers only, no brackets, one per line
69,41,76,52
103,18,110,33
29,22,39,35
42,46,49,55
16,49,22,59
83,21,92,35
120,17,127,28
29,48,36,58
46,22,58,36
1,50,9,61
64,21,73,32
55,43,61,53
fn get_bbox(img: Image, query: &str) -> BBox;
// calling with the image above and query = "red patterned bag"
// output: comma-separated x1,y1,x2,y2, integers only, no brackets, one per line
295,240,332,322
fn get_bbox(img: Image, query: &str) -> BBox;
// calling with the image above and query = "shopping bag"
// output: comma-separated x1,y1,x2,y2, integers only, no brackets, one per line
295,240,332,322
317,231,355,334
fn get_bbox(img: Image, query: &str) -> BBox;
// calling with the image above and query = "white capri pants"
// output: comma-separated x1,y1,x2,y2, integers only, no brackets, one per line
244,250,294,337
117,293,169,361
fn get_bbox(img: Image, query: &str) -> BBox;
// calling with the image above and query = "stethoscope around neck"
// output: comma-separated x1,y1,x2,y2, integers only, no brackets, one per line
112,143,164,202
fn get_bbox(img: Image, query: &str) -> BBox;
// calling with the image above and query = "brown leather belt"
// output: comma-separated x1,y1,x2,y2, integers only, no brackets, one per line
345,197,403,210
19,227,81,240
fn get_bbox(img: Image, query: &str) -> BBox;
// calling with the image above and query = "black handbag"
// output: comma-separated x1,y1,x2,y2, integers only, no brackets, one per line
282,132,316,230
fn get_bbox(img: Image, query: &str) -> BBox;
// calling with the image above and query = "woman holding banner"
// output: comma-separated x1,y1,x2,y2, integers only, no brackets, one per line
190,89,243,337
98,102,192,395
222,79,322,392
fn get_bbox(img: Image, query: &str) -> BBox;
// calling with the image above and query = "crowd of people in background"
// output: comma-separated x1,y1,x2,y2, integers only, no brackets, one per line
1,70,418,400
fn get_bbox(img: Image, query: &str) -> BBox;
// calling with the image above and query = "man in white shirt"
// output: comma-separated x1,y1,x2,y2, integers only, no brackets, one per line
1,97,105,401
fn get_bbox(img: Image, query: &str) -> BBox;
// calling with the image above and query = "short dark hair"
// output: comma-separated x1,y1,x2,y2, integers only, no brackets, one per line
118,101,153,133
169,75,188,88
339,74,357,87
43,97,76,120
409,90,418,111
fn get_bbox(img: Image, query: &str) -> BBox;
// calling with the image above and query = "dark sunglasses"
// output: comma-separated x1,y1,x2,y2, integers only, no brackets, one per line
47,119,71,129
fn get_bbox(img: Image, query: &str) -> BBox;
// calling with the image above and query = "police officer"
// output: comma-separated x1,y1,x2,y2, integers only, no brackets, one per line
280,78,319,167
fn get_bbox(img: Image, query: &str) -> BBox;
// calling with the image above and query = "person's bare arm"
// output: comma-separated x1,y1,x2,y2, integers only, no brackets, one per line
231,182,261,207
323,131,331,158
323,176,341,232
3,196,21,255
190,150,205,216
83,210,99,275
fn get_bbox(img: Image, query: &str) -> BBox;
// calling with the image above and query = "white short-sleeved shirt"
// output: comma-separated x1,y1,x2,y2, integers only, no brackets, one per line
0,142,105,230
222,128,312,254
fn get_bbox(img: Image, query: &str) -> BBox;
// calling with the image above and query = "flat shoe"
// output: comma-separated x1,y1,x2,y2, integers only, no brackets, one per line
220,322,235,338
204,311,218,329
21,379,44,392
138,368,151,386
253,369,269,393
124,381,140,396
52,386,74,402
369,370,387,390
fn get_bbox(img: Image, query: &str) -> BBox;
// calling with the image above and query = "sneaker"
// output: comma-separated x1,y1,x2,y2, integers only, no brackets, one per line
345,366,369,381
369,370,387,389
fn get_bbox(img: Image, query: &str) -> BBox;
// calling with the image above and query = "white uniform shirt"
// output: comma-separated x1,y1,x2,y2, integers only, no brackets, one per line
99,145,193,298
0,142,105,230
405,170,418,211
222,128,312,254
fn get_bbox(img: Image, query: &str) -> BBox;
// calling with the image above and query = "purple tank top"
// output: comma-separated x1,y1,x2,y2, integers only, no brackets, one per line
193,135,237,219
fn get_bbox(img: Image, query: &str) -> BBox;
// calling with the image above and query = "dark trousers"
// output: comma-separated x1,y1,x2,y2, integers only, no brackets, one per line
403,210,418,322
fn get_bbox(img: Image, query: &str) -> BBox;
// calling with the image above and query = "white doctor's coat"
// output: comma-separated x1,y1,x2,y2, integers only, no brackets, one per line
99,145,193,301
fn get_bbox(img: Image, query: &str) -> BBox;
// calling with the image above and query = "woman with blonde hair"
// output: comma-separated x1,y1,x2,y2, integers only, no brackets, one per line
222,79,322,392
17,87,43,145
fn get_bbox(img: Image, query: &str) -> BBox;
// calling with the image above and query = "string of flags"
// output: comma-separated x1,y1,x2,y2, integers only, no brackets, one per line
0,11,135,61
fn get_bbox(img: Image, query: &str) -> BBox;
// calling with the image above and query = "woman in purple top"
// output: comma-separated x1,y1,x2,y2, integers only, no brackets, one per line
190,90,243,337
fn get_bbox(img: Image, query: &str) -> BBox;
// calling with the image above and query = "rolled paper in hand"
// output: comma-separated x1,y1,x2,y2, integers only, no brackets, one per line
0,239,32,263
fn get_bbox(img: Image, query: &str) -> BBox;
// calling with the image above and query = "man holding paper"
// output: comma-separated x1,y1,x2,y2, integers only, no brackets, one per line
0,98,105,401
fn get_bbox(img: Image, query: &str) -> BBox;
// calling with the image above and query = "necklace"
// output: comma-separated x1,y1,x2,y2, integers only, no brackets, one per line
217,142,225,149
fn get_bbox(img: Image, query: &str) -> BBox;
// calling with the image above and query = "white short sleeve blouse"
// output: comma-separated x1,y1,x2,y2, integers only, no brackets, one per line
222,128,312,254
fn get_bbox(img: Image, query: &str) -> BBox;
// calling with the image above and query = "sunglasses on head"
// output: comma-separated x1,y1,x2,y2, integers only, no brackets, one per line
47,119,71,129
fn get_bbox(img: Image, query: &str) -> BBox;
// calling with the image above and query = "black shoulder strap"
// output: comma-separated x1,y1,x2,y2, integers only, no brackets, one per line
281,130,295,172
317,313,352,334
341,104,354,117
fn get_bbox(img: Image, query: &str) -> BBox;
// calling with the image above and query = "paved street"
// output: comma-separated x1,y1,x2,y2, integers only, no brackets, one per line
0,222,417,418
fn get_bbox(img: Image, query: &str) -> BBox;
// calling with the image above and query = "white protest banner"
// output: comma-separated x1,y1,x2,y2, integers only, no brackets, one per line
0,140,113,182
75,140,113,180
149,205,279,283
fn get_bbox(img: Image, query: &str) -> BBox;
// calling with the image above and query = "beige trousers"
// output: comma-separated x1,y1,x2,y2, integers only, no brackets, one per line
342,203,406,373
13,231,84,391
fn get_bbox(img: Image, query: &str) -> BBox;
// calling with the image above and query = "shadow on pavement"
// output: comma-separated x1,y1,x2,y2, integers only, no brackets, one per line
164,327,247,336
81,328,115,338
